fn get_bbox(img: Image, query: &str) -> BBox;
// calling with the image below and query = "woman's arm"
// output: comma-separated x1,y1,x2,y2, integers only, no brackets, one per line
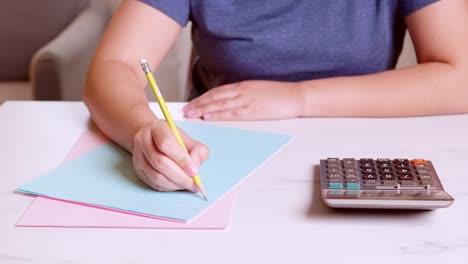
298,0,468,117
84,0,209,192
184,0,468,119
83,0,181,151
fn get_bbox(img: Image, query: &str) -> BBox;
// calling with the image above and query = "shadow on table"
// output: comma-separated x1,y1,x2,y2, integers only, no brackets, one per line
306,165,431,220
86,118,99,132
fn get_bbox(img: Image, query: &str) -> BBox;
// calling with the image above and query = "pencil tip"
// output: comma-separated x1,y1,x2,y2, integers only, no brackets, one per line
203,195,208,201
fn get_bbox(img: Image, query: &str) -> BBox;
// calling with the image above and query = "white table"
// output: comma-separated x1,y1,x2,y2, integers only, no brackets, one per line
0,101,467,264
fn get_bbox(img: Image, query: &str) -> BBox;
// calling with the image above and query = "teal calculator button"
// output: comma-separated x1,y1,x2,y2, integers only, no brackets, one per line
346,182,360,189
329,182,343,189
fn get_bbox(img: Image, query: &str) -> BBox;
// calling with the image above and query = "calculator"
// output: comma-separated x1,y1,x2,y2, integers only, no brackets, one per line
319,158,454,209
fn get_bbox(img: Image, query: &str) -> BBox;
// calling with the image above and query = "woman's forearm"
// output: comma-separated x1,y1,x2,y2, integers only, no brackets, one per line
82,0,184,152
299,62,468,117
83,60,156,152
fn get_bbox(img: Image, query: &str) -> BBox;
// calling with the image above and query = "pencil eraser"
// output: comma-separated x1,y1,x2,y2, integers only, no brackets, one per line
140,58,147,65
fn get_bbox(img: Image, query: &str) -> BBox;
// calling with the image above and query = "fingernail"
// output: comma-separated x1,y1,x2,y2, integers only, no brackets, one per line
186,109,195,118
203,114,210,120
183,105,189,112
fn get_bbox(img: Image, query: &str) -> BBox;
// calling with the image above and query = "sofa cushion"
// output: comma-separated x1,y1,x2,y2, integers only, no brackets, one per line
0,0,89,81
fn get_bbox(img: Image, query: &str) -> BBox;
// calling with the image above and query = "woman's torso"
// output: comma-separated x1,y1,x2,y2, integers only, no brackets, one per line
182,0,436,96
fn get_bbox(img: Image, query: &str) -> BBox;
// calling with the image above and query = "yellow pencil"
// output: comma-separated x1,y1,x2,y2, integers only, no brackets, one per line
140,58,207,201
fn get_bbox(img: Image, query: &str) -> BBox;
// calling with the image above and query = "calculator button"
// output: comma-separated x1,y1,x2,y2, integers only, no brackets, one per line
345,172,359,179
396,168,411,174
376,158,391,163
419,174,432,180
418,175,433,183
398,173,414,181
327,162,341,167
378,162,392,168
394,162,410,168
412,159,427,165
328,176,342,182
394,159,409,163
346,178,360,184
327,168,342,174
382,180,397,186
361,168,377,174
415,164,428,169
328,182,343,189
364,179,378,185
362,173,378,180
400,180,416,186
379,168,394,174
327,162,341,168
345,175,359,182
346,182,360,189
343,158,356,168
327,173,342,180
344,168,358,174
360,159,374,163
395,163,410,169
381,173,396,180
360,163,375,168
416,169,431,175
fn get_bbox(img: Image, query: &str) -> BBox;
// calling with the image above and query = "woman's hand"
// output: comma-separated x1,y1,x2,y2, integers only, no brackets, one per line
132,119,210,192
183,80,304,120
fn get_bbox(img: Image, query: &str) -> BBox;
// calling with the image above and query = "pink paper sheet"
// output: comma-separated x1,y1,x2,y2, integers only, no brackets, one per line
16,131,233,229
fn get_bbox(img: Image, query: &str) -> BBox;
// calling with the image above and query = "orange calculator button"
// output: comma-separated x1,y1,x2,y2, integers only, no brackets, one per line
412,159,427,165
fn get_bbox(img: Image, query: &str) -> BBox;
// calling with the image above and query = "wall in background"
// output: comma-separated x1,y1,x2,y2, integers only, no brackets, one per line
396,32,417,69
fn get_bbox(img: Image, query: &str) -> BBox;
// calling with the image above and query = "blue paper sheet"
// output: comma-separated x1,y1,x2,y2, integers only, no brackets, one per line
18,122,291,222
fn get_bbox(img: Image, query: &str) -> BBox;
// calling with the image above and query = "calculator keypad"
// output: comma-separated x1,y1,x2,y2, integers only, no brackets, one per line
322,158,441,190
319,158,454,209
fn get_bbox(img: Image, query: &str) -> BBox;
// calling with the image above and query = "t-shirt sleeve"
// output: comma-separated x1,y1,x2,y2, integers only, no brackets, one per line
399,0,440,17
139,0,190,26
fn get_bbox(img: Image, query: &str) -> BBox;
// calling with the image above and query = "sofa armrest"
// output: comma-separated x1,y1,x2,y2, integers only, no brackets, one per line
30,4,111,100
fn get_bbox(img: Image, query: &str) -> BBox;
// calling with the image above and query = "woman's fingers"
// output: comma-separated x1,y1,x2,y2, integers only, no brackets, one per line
201,107,254,121
150,121,198,177
132,120,199,192
133,149,180,191
140,143,198,192
184,83,241,117
185,96,246,118
179,129,210,167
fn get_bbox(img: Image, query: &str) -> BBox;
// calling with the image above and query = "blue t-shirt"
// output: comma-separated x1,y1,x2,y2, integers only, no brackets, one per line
140,0,438,97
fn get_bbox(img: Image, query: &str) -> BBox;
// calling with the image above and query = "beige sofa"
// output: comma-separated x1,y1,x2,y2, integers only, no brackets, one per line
0,0,115,103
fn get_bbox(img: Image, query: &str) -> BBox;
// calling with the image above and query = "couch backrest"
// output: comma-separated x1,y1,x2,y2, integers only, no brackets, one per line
0,0,89,81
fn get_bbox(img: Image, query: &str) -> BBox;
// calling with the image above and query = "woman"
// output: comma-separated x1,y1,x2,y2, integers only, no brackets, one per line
83,0,468,193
